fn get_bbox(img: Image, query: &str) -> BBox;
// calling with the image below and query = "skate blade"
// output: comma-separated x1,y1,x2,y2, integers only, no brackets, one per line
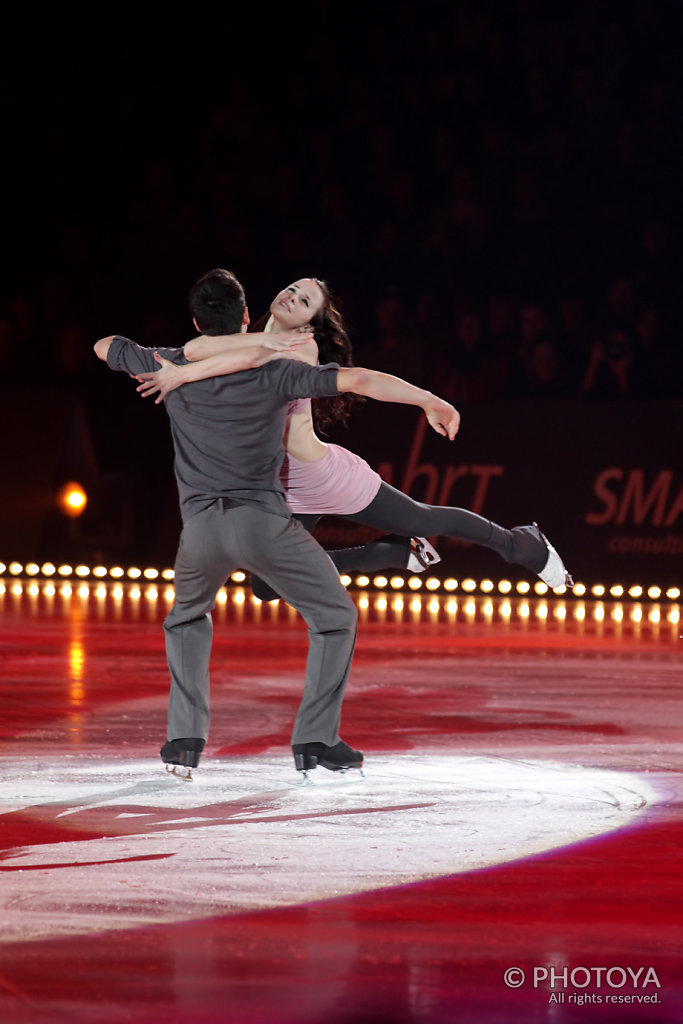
297,766,365,785
408,537,441,573
165,764,194,782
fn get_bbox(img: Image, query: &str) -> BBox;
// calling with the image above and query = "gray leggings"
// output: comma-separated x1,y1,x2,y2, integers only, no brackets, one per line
251,482,547,601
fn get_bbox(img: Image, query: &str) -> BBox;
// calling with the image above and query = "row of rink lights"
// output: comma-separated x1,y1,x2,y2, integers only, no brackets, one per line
0,561,680,621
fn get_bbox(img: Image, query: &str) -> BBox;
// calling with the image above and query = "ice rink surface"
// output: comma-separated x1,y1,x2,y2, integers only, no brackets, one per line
1,582,681,1022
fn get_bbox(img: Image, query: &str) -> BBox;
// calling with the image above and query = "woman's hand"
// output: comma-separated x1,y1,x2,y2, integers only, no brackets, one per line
425,396,461,439
135,353,188,404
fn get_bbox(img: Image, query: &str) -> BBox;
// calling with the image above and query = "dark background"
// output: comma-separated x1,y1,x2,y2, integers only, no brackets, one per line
1,1,682,567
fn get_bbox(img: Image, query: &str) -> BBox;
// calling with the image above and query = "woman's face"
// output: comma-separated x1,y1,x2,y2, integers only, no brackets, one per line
270,279,325,329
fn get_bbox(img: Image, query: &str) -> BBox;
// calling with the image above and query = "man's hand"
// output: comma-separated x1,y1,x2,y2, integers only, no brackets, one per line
424,397,461,439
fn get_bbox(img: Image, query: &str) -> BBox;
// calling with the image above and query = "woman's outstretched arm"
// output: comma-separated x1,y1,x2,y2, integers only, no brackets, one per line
135,337,317,403
134,348,274,403
135,346,460,438
337,366,461,439
184,330,312,360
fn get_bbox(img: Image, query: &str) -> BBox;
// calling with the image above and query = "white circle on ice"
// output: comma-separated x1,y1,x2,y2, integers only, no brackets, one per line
0,754,656,941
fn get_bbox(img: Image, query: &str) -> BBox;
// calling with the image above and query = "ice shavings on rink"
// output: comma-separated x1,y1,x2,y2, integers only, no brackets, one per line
0,753,658,942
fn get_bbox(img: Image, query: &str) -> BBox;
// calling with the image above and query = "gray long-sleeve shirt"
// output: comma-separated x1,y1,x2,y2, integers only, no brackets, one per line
107,336,340,522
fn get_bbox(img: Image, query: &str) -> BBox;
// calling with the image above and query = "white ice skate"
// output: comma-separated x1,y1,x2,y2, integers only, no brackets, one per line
534,523,574,589
408,537,441,574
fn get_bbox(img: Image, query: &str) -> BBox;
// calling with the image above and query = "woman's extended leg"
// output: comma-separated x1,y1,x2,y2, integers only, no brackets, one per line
345,482,571,584
250,514,435,601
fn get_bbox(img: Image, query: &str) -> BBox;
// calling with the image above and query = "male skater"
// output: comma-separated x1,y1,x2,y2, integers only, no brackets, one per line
94,268,460,779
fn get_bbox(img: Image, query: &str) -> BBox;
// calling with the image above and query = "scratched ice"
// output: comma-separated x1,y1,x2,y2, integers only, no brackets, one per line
0,754,659,943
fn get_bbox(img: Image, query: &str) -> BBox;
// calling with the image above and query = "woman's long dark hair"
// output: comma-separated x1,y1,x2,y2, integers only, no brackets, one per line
253,278,362,433
308,279,361,431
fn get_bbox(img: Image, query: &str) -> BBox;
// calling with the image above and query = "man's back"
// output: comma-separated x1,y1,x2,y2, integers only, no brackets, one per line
106,336,339,520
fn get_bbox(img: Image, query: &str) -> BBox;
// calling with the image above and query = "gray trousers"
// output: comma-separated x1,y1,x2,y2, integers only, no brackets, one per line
163,502,358,747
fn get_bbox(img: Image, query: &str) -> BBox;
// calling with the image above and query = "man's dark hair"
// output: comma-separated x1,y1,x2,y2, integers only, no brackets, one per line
189,269,246,335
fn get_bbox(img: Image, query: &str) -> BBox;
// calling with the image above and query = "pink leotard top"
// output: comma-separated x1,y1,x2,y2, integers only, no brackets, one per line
282,399,381,514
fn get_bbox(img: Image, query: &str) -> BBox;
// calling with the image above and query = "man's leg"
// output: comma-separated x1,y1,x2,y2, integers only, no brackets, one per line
163,505,241,743
233,508,358,747
250,513,320,602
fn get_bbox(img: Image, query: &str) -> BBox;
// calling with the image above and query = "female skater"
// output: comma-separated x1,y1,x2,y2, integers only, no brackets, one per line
136,278,572,595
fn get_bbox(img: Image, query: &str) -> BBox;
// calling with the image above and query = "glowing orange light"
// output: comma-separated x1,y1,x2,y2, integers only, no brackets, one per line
58,482,87,518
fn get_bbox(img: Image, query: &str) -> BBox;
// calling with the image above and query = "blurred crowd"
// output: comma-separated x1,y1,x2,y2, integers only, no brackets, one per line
1,0,681,404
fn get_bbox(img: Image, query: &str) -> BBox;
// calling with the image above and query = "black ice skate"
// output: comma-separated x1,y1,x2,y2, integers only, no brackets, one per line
160,737,205,782
292,740,364,782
